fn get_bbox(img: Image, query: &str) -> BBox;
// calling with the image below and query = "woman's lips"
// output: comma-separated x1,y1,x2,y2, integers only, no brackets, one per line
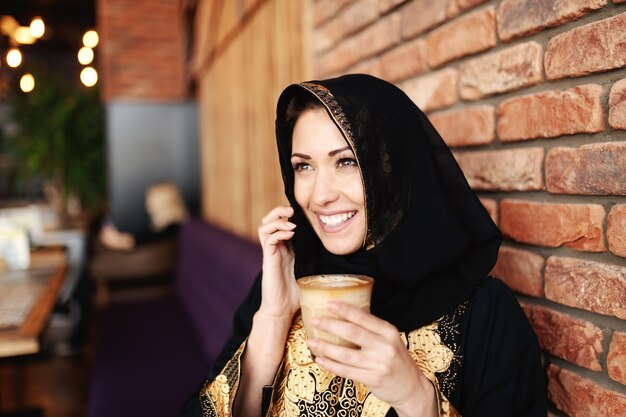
317,211,357,232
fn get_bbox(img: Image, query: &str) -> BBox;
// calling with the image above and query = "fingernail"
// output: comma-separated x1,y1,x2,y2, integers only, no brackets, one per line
286,222,296,229
311,317,320,327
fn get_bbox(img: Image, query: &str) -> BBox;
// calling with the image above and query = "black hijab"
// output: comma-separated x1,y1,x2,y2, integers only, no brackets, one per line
275,74,502,332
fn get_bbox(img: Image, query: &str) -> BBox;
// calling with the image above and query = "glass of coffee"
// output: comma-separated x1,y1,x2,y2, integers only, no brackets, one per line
297,274,374,348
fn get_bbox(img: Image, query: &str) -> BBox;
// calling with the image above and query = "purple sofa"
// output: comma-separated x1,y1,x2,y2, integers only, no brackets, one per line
87,219,262,417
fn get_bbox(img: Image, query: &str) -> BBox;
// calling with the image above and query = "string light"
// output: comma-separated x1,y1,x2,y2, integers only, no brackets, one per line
29,17,45,38
80,67,98,87
6,48,22,68
20,73,35,93
82,30,99,48
77,47,94,65
14,27,36,44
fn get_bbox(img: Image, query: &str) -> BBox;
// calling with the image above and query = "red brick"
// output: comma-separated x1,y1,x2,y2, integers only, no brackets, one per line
459,42,543,100
401,68,458,111
427,6,496,68
545,12,626,80
400,0,458,39
606,332,626,385
379,0,408,13
341,0,379,36
314,0,353,26
545,256,626,319
314,16,343,54
525,305,603,370
498,85,604,142
548,364,626,416
609,78,626,130
429,106,495,148
497,0,607,42
608,332,626,386
455,148,544,191
379,38,428,82
479,197,498,225
348,58,383,79
316,38,361,77
492,246,543,297
546,142,626,196
457,0,489,9
356,13,401,59
608,205,626,258
500,201,606,252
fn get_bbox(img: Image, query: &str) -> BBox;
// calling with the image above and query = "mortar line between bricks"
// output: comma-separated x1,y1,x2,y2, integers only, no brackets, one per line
546,355,626,393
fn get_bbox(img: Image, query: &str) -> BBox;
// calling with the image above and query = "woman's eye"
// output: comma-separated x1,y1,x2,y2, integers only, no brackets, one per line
292,162,312,172
337,158,357,169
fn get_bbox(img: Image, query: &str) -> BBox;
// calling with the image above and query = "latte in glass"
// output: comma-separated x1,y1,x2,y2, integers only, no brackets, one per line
297,274,374,348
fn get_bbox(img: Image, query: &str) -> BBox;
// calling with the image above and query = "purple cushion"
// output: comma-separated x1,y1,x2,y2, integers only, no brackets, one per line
175,219,262,362
87,296,208,417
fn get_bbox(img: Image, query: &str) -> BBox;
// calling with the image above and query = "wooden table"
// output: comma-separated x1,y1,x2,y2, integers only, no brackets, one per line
0,250,67,358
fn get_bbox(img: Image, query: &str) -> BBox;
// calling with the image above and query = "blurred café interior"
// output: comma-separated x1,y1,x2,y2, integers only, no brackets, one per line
1,0,626,416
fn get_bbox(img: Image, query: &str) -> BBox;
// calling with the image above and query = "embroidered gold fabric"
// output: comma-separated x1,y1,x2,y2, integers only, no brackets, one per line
200,311,463,417
200,341,246,417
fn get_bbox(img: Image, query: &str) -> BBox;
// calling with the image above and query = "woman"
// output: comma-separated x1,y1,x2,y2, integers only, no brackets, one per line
183,75,547,416
99,181,187,250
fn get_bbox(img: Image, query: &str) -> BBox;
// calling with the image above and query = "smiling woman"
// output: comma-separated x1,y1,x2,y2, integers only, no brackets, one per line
183,75,547,417
291,107,366,255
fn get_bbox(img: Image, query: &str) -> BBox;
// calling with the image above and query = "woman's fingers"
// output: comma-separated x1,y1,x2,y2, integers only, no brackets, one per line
259,219,296,237
261,205,294,225
326,301,399,340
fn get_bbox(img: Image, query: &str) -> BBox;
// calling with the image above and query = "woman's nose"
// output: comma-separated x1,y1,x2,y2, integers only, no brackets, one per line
311,171,339,206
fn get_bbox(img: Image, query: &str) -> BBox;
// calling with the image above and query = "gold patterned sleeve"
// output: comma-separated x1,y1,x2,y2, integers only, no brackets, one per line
431,381,461,417
199,341,247,417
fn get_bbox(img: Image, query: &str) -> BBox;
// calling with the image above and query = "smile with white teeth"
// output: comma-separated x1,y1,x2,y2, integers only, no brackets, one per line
319,211,356,226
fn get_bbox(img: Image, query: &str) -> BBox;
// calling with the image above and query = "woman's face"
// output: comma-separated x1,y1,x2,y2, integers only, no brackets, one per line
291,107,366,255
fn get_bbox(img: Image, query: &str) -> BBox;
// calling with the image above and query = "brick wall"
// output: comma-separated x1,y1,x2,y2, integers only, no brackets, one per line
313,0,626,415
97,0,190,101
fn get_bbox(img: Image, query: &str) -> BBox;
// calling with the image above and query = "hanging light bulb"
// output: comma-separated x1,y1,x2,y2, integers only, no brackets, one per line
29,17,45,38
20,73,35,93
82,30,99,48
80,67,98,87
77,47,94,65
6,48,22,68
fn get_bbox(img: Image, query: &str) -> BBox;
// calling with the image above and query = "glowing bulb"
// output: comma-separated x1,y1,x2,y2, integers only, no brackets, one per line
14,27,36,44
6,48,22,68
20,73,35,93
77,47,94,65
83,30,99,48
30,17,45,38
80,67,98,87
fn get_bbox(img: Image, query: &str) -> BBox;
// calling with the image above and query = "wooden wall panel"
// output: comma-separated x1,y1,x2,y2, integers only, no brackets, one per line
194,0,311,240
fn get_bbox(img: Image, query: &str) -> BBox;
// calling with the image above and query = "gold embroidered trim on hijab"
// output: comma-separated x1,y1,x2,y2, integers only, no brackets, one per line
298,82,373,247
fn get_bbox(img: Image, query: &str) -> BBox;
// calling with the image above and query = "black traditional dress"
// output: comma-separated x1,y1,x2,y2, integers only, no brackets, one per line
183,75,547,417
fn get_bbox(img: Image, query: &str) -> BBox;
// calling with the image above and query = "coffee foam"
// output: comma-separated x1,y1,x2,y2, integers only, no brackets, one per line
298,275,370,289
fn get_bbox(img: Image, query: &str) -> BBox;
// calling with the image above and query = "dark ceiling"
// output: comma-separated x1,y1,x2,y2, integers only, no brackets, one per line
0,0,95,49
0,0,96,86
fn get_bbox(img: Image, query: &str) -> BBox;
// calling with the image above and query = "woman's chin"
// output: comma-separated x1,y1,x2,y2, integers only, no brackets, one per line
320,239,362,256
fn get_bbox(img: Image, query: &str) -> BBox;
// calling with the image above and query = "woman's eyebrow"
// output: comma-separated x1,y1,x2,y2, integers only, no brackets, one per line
328,146,351,157
291,153,311,159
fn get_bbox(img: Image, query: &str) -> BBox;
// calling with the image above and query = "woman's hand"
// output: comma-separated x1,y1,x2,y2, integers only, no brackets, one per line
257,205,300,320
99,223,135,251
306,302,438,417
